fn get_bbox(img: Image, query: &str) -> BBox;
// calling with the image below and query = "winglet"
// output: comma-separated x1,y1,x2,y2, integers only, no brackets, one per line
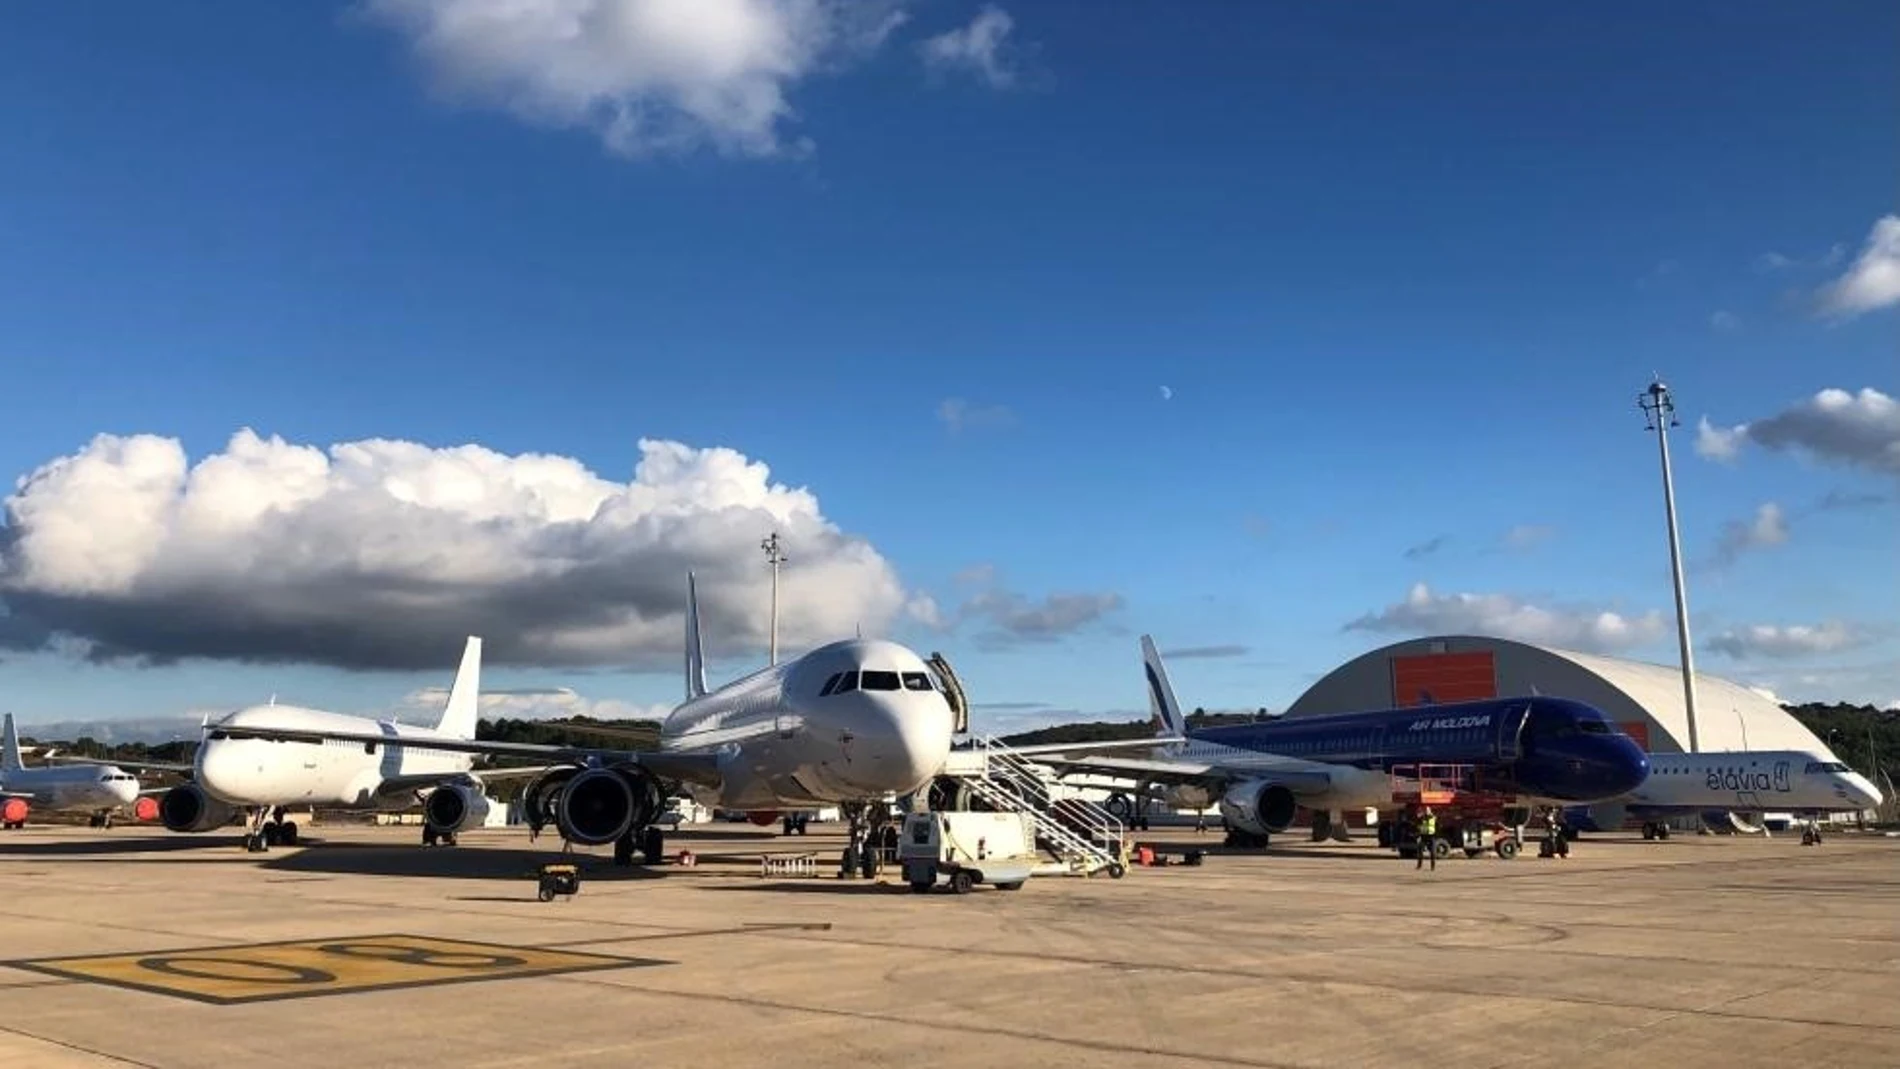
1141,635,1188,742
434,636,483,740
2,712,21,773
685,572,708,701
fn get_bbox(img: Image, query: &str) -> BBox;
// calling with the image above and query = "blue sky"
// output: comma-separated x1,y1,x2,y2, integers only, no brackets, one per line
1,2,1895,737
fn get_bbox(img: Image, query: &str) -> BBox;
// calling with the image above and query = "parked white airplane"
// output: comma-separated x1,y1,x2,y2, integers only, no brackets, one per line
1568,750,1882,842
1,713,152,829
194,573,961,872
152,634,553,852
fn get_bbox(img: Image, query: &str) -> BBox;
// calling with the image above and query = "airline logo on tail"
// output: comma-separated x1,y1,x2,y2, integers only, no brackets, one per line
1,712,22,773
1141,635,1188,751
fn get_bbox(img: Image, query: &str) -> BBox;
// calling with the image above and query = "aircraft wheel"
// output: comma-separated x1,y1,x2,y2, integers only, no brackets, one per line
279,821,298,845
1656,824,1671,840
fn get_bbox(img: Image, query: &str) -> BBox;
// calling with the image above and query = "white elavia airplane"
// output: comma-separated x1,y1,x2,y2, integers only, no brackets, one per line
163,574,960,871
0,713,161,830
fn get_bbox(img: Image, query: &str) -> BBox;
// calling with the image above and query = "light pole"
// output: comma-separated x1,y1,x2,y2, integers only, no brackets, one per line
1638,379,1701,753
760,532,787,666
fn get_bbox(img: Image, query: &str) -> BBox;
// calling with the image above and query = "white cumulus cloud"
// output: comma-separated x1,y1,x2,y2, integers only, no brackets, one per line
1706,621,1874,660
1818,214,1900,319
0,429,910,670
919,5,1022,88
1694,387,1900,475
360,0,908,159
1345,583,1667,655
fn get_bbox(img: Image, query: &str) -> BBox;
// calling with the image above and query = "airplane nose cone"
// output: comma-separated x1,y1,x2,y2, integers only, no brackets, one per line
1605,744,1650,797
112,778,139,806
854,695,954,794
1846,773,1883,810
196,742,246,801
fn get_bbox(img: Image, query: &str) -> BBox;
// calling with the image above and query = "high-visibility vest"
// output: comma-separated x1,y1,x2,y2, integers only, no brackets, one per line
1419,816,1437,836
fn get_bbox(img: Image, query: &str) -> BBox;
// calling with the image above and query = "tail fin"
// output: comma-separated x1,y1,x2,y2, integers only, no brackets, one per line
433,636,482,740
2,713,22,773
685,572,708,701
1141,635,1188,740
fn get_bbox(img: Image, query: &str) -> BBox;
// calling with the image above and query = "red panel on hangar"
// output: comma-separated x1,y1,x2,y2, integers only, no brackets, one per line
1618,721,1651,751
1389,652,1496,707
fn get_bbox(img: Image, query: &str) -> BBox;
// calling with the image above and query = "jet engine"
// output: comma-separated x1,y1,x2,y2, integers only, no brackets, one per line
159,783,241,833
1217,779,1299,836
423,784,491,835
551,765,664,846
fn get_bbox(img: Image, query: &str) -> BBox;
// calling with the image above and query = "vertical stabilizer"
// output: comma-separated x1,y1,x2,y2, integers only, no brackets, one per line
433,637,482,740
2,713,22,773
1141,635,1188,741
685,572,708,701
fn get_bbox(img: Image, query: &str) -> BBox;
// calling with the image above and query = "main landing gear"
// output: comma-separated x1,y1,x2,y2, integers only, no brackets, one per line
1640,822,1673,841
242,806,300,852
87,811,115,829
611,825,667,867
1800,820,1826,846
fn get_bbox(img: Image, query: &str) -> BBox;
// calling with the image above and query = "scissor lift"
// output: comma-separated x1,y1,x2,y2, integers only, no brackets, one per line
1383,763,1523,860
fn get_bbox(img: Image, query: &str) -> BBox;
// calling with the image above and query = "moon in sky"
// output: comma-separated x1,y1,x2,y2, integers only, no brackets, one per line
1159,385,1173,400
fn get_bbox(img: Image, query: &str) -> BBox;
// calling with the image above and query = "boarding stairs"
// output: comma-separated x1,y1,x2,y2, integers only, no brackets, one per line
939,736,1127,876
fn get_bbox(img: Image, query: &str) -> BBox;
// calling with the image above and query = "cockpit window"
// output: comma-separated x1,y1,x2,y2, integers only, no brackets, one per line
901,672,934,692
860,670,901,691
1805,761,1850,774
819,672,843,696
1578,721,1609,734
833,671,859,694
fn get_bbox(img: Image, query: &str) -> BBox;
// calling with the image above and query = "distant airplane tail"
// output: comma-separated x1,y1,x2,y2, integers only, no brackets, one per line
1,713,21,773
685,572,708,701
1141,635,1188,746
433,637,483,740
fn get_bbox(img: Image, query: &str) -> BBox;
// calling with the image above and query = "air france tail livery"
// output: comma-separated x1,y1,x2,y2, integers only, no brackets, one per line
207,573,960,866
1565,750,1881,841
0,713,156,829
1020,636,1650,848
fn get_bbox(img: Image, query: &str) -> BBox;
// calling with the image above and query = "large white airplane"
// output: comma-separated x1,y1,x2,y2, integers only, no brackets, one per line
0,713,152,829
1567,750,1882,842
183,573,961,873
153,633,552,852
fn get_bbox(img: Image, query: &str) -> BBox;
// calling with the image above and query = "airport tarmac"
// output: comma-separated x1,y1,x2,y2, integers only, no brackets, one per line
1,822,1896,1069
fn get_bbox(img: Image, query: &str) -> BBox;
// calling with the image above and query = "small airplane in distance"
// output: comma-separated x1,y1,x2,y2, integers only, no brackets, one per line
1564,749,1882,842
188,573,961,873
1015,635,1651,847
1,713,158,829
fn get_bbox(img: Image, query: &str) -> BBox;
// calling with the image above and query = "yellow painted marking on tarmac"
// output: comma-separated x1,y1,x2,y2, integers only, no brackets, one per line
8,934,661,1005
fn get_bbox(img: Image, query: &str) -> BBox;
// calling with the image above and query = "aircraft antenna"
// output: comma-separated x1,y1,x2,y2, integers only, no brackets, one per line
1638,378,1701,753
760,531,787,666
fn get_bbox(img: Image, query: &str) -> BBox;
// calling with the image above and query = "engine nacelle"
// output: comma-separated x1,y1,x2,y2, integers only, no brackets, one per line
2,798,28,826
521,765,582,833
159,783,241,833
1218,779,1299,836
554,765,663,846
423,784,491,835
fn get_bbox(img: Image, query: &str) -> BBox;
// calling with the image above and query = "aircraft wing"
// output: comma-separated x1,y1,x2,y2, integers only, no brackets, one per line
374,765,561,798
42,755,198,774
207,724,726,789
1005,736,1183,758
1031,752,1338,796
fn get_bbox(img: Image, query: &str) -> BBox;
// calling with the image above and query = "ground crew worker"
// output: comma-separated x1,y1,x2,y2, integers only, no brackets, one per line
1415,805,1438,871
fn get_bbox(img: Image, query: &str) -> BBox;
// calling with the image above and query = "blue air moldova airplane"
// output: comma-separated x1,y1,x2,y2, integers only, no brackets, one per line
1015,636,1652,848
